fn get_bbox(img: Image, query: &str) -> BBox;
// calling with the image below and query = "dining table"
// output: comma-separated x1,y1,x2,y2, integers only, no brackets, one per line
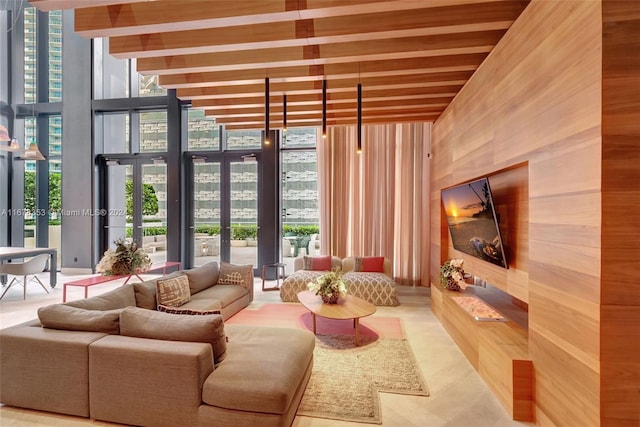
0,247,58,288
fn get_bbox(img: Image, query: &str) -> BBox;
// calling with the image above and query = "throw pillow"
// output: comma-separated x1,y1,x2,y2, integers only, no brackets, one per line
120,307,227,364
303,255,332,271
158,304,221,316
38,304,122,334
355,256,385,273
218,262,252,288
133,272,182,310
156,274,190,308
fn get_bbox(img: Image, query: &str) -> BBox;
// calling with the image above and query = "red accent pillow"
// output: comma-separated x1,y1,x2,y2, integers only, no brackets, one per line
361,257,385,272
307,255,332,271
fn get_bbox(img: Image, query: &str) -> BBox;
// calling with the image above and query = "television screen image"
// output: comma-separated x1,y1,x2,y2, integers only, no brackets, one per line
441,177,508,268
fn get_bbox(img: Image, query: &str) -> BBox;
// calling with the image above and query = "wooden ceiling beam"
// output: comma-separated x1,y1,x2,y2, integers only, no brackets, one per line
223,114,439,130
176,71,473,100
191,87,461,108
159,54,486,89
215,107,445,124
74,0,443,38
31,0,149,12
204,99,451,117
137,30,505,75
109,2,525,59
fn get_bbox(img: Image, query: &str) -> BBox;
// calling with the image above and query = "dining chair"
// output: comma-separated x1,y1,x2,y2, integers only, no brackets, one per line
0,254,51,300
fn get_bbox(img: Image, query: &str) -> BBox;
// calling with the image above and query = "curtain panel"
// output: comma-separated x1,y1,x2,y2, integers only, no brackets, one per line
317,122,431,286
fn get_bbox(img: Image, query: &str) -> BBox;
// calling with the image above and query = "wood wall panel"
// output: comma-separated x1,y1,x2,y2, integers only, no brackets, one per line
529,329,600,427
601,1,640,424
426,0,636,425
528,130,602,199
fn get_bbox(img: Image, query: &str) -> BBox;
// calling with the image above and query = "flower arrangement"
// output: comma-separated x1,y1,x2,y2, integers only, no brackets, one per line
440,258,467,291
307,268,347,304
96,239,152,276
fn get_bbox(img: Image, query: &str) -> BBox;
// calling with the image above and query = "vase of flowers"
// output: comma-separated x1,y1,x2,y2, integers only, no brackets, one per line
307,268,347,304
440,258,468,291
96,239,152,276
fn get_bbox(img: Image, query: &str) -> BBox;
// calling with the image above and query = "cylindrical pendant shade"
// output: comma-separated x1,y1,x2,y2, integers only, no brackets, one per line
322,79,327,138
357,83,362,153
283,94,287,132
264,77,270,145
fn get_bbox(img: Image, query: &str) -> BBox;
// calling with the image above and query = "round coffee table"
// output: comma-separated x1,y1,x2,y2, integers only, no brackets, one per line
297,290,376,346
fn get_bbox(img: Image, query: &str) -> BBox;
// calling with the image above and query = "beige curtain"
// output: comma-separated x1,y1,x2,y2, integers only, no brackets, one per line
317,122,431,285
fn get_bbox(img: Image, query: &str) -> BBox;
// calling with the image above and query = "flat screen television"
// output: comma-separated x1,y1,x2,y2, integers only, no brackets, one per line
441,177,508,268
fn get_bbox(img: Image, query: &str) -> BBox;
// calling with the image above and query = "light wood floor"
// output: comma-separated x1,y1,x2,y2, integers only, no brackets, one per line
0,272,533,427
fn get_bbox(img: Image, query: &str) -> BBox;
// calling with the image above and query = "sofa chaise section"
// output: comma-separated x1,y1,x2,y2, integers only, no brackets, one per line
198,325,315,427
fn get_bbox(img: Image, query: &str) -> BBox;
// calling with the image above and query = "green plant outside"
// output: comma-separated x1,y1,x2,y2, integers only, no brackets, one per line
231,224,255,240
282,225,318,236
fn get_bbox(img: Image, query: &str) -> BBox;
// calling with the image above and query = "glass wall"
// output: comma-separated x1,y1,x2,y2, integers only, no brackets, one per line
280,128,320,267
2,5,323,274
188,109,219,151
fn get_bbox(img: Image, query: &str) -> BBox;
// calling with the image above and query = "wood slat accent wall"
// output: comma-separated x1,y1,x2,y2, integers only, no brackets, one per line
601,1,640,425
428,0,640,424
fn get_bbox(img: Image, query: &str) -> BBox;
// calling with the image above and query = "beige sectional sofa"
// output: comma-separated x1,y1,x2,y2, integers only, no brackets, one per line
280,256,399,306
0,262,315,427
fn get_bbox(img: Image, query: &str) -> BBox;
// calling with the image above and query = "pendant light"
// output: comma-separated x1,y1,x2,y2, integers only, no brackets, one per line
264,77,270,145
15,104,45,160
357,83,362,154
322,79,327,138
0,125,23,152
283,94,287,132
16,141,45,161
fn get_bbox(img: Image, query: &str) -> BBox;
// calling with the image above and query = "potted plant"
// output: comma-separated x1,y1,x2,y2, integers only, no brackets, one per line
307,268,347,304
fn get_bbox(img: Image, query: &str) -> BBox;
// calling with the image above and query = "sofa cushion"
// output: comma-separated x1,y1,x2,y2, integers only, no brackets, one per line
119,307,227,364
185,262,220,294
157,304,221,316
203,325,315,415
65,284,136,310
218,262,252,288
38,304,122,334
189,285,247,307
302,255,332,271
156,274,191,308
355,256,385,273
180,298,223,312
133,272,182,310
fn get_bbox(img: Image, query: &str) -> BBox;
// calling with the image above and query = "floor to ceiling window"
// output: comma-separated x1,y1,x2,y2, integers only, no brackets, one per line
280,128,319,269
10,7,64,264
187,118,261,268
1,5,320,273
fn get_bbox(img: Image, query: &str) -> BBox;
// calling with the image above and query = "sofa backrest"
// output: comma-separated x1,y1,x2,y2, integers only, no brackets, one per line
65,284,136,310
341,257,393,277
293,256,342,272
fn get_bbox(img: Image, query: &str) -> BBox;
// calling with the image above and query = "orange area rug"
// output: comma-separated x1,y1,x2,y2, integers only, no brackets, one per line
226,303,404,340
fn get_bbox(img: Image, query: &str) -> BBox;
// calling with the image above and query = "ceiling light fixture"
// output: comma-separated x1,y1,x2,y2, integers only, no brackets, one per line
15,103,45,161
283,94,287,133
264,77,270,145
0,109,25,152
16,141,45,161
357,83,362,154
0,125,22,152
322,79,327,139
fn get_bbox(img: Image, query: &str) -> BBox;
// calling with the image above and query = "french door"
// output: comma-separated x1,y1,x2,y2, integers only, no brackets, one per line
102,157,167,263
188,153,259,269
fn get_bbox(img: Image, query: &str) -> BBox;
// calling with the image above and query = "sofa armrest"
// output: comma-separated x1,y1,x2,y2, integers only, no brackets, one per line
89,335,214,427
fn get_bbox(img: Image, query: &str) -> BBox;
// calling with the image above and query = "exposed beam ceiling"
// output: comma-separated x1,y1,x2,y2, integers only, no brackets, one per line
34,0,530,129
